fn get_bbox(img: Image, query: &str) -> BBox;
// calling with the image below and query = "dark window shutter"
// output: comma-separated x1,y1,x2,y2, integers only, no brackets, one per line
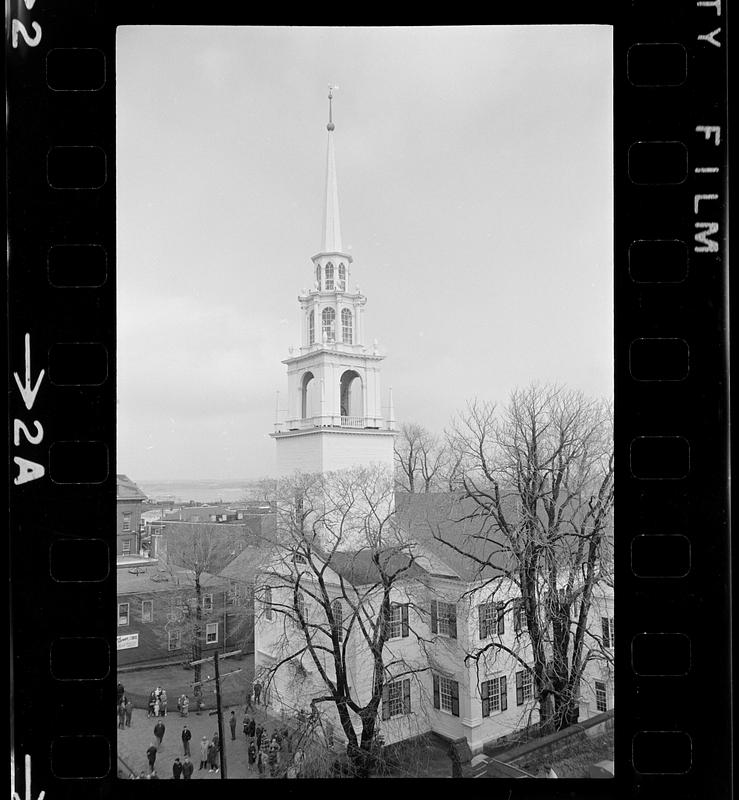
401,604,409,637
478,605,486,639
430,601,438,634
481,680,490,718
433,674,440,709
500,676,507,711
514,600,521,633
382,683,390,720
516,671,523,706
449,606,457,639
451,680,460,717
497,603,505,635
403,679,411,714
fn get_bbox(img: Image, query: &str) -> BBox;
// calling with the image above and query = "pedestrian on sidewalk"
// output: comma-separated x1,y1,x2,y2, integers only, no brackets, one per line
181,725,191,757
181,756,194,780
206,739,218,773
268,740,280,777
148,691,156,718
229,710,237,740
199,736,208,770
253,679,262,706
117,701,126,730
244,688,254,712
154,719,166,748
117,682,125,707
146,743,157,774
212,730,220,753
247,738,257,772
181,695,189,717
242,714,251,739
172,758,183,780
248,716,256,738
255,724,263,751
257,741,267,778
125,697,134,728
160,689,168,717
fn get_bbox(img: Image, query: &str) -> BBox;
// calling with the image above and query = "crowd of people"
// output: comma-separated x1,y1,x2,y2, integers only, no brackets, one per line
120,676,319,779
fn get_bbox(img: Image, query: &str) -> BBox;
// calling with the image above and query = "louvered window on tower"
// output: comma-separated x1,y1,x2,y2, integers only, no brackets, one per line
322,307,336,341
325,262,335,290
308,310,315,345
315,264,321,290
338,262,346,291
341,308,353,343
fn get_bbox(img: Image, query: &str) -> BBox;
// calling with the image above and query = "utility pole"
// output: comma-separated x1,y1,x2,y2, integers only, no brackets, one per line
190,649,242,780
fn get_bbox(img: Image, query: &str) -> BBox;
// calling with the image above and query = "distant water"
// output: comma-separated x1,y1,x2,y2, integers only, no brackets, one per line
137,479,252,504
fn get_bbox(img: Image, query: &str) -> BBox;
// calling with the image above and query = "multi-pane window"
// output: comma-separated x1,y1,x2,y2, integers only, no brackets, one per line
118,603,129,627
338,263,346,291
264,586,273,621
121,539,132,555
206,622,218,644
478,601,505,639
322,307,336,341
122,513,132,532
595,680,608,712
387,603,409,639
141,600,153,623
168,629,181,651
382,679,411,720
308,310,315,345
331,599,344,642
203,594,213,613
430,600,457,638
341,308,353,344
515,669,533,705
513,598,527,633
325,262,335,290
433,675,460,716
601,616,614,649
481,676,508,716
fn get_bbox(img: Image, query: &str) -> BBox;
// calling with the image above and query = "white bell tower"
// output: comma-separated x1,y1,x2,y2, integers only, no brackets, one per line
271,88,396,477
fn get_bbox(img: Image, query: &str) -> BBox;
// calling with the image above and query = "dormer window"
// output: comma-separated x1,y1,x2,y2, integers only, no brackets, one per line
338,263,346,291
325,262,335,291
322,307,336,341
341,308,353,344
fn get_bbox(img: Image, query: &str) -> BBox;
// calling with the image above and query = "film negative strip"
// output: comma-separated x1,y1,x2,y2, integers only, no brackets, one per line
7,3,730,798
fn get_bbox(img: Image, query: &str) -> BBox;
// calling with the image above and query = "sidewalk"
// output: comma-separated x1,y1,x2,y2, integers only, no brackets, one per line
117,699,317,780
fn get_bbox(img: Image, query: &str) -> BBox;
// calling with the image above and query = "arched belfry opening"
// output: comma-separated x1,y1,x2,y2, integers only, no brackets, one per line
340,370,363,420
301,371,316,419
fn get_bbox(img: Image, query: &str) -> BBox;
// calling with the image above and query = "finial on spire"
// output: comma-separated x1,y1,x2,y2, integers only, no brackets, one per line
327,84,339,131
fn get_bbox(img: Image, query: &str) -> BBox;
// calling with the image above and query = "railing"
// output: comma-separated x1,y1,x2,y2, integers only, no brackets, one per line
274,415,396,433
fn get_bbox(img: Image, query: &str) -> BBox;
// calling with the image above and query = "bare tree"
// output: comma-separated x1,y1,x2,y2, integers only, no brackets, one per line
244,476,277,502
394,422,447,493
444,384,614,732
255,466,431,777
162,525,243,688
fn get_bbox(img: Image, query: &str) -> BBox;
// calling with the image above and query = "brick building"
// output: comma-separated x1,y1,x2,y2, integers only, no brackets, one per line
117,474,147,558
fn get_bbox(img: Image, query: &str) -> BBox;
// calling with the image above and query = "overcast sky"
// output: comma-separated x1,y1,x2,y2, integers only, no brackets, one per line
116,25,613,482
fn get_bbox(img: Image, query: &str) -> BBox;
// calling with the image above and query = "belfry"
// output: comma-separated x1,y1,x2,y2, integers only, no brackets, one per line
271,88,396,476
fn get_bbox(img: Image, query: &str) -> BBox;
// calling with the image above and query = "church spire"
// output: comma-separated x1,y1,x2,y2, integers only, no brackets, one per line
321,85,343,254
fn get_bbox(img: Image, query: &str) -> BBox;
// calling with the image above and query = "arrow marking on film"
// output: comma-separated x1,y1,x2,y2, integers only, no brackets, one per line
13,333,45,411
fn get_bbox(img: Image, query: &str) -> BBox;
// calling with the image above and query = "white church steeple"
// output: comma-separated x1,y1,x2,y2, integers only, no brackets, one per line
271,88,397,477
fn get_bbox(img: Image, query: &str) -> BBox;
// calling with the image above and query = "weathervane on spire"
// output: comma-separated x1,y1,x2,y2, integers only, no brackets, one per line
327,84,339,131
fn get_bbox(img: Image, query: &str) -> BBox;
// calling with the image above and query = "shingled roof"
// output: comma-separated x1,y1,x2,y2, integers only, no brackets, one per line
117,474,148,502
395,492,516,583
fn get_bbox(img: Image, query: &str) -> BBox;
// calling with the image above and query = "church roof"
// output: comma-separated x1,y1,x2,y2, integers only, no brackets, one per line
326,547,428,586
395,492,516,582
117,474,147,502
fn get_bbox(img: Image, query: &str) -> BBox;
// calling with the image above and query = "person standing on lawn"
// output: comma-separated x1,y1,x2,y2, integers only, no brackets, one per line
181,725,191,757
146,743,157,774
153,719,165,748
